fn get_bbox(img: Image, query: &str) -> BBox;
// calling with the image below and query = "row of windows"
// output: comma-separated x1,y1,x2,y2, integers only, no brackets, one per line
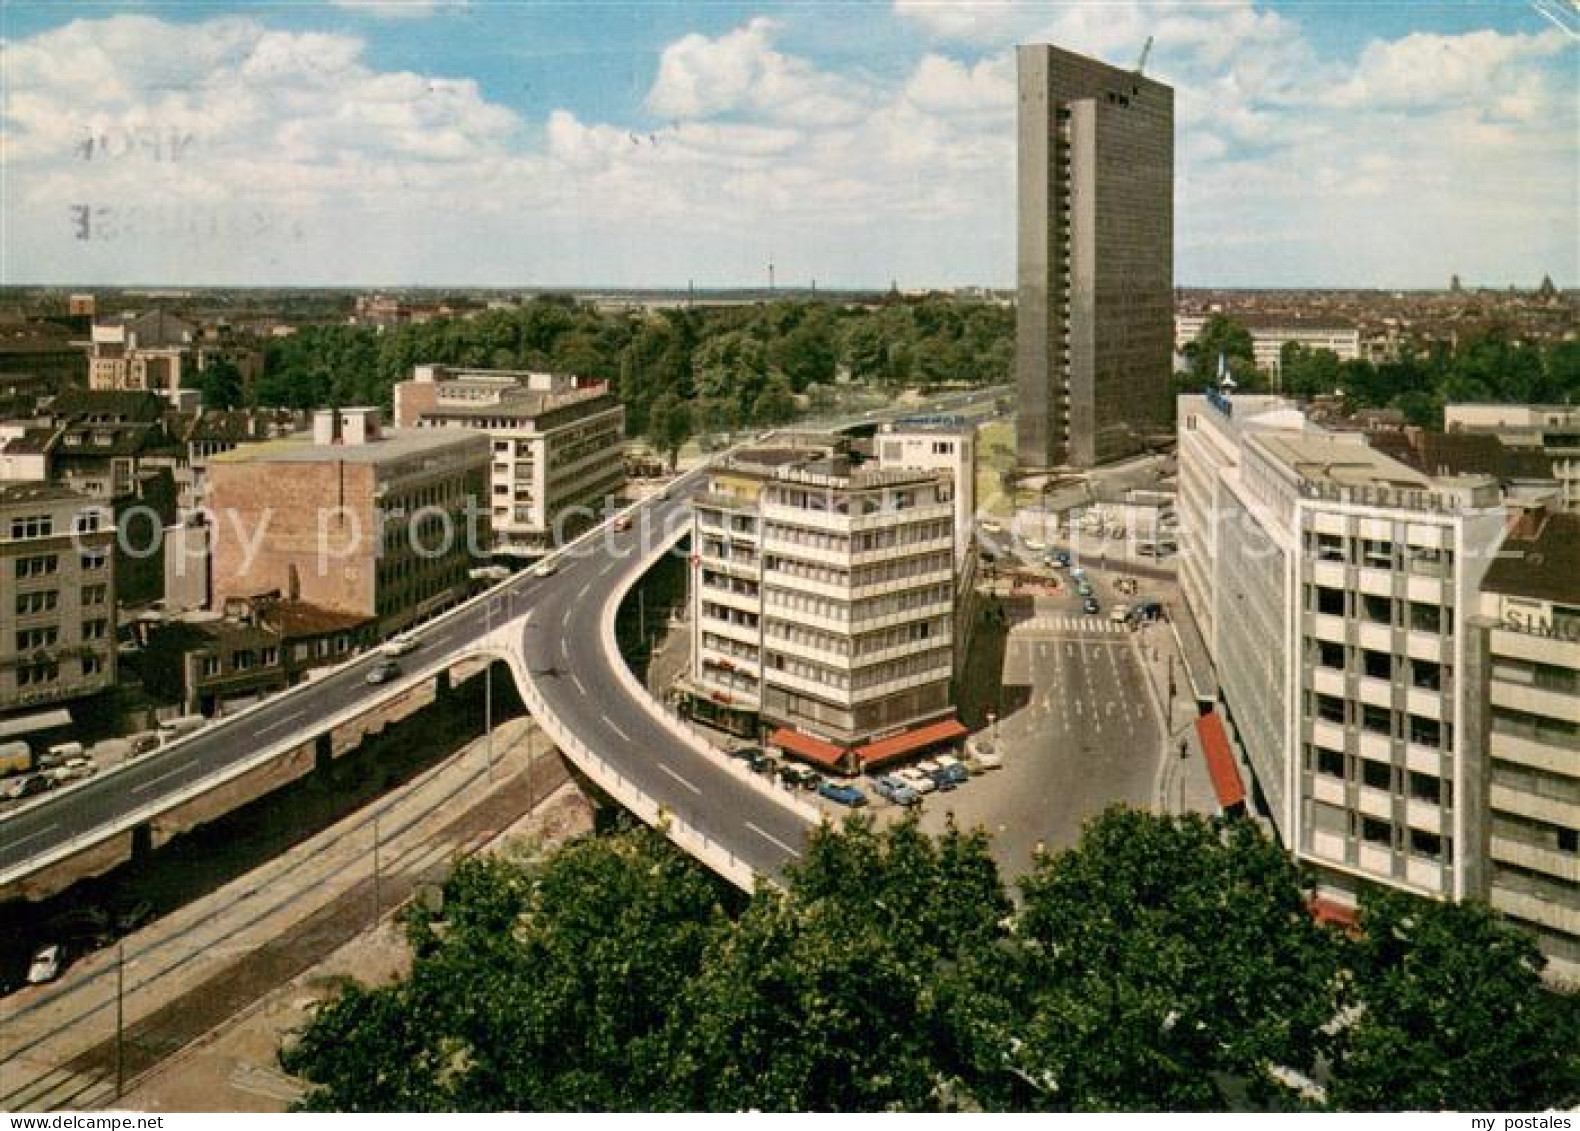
15,555,57,578
199,645,282,677
700,632,758,663
1492,657,1580,697
700,602,758,630
1308,532,1452,576
701,571,759,598
1491,706,1580,750
1491,811,1580,857
16,627,59,651
1309,586,1448,634
1306,743,1450,805
1309,639,1444,690
764,644,950,695
762,582,953,626
1311,693,1447,748
1491,761,1580,809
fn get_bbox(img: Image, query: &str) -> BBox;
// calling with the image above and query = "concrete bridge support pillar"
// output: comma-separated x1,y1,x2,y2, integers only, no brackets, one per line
434,669,453,700
130,822,153,860
314,732,334,774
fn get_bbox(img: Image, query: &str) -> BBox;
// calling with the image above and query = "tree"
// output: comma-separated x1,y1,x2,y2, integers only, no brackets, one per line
750,374,797,428
648,392,692,470
1184,314,1257,389
772,314,837,391
195,357,244,409
1328,891,1580,1112
990,808,1345,1111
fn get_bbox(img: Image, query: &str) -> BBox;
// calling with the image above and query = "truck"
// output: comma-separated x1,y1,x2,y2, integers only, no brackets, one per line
0,741,34,778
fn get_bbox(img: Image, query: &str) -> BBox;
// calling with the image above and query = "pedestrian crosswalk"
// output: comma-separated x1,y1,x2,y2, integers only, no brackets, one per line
1013,614,1130,636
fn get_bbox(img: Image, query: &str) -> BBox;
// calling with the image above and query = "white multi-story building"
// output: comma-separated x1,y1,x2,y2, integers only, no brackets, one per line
1471,511,1579,982
1174,314,1361,379
687,442,962,773
394,365,625,555
1179,392,1507,909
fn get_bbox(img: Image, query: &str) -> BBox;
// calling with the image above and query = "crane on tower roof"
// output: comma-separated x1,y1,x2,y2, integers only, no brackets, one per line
1135,35,1154,76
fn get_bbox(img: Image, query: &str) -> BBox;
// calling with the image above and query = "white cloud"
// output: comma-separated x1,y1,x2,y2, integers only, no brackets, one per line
646,17,869,127
328,0,469,17
2,9,1574,288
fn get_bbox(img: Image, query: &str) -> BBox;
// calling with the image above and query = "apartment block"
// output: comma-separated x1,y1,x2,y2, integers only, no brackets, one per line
875,420,977,572
1179,392,1508,908
393,364,625,554
206,408,489,633
1016,43,1174,469
686,443,961,772
1470,511,1579,981
0,483,117,716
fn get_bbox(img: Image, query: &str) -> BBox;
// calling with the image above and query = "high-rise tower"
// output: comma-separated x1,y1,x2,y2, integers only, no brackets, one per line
1016,43,1174,469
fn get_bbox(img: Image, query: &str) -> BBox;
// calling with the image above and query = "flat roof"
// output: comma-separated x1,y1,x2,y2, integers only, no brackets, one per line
1252,432,1431,490
210,427,483,466
0,481,87,506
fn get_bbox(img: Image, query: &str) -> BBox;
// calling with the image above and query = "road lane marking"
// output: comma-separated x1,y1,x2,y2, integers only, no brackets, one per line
571,673,587,695
607,720,631,742
131,762,196,795
255,711,305,736
746,821,802,858
577,581,592,601
658,764,701,795
0,823,60,854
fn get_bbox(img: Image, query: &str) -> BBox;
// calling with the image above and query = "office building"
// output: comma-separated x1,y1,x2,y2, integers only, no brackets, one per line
1016,43,1173,470
875,420,977,571
686,441,962,771
206,408,489,633
1179,392,1507,906
1,483,117,715
1470,511,1579,981
393,365,625,554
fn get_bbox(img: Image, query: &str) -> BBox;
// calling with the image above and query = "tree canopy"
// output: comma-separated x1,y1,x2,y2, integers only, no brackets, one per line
280,808,1580,1112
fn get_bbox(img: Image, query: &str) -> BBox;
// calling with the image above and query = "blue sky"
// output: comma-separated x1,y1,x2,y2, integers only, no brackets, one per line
3,1,1574,288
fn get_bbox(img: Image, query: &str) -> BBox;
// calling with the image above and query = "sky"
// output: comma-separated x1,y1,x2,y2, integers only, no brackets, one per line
2,1,1575,290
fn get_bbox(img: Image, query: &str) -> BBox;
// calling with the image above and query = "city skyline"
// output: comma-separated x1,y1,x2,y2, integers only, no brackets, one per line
3,1,1576,290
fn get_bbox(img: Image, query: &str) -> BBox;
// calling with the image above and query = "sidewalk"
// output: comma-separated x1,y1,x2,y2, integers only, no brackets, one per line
1131,617,1218,817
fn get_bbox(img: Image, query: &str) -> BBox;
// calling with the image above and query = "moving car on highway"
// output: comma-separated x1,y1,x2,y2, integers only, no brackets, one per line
366,659,401,686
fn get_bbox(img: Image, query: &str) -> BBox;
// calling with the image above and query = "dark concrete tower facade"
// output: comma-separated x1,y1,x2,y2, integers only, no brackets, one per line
1016,43,1174,470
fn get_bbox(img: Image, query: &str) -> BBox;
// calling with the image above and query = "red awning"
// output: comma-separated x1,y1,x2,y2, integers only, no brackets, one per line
1194,711,1247,810
855,718,969,769
1309,896,1359,930
769,727,847,769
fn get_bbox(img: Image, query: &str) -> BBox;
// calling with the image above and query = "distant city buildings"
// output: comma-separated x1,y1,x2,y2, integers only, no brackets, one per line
394,364,626,555
1016,42,1174,469
1444,404,1580,512
1,483,117,715
684,437,966,771
206,408,489,633
89,311,262,407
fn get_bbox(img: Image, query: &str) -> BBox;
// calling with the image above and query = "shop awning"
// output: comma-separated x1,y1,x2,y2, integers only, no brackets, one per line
1194,711,1246,810
1309,896,1360,931
769,727,847,769
855,718,969,769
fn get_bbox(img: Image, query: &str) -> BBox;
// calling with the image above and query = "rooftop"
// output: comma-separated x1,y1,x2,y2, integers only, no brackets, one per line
0,481,87,507
1251,432,1431,491
209,426,485,466
1482,511,1580,605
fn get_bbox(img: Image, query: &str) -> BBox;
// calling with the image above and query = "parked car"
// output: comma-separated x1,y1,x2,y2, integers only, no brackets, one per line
1023,537,1047,553
871,775,921,806
1052,549,1072,568
929,761,969,789
778,765,819,790
127,732,162,757
531,559,559,578
965,739,1004,771
748,752,779,776
895,767,938,795
50,758,97,784
1134,600,1164,621
1068,566,1086,580
1075,581,1093,597
1083,597,1101,616
381,632,420,657
365,659,401,685
26,944,63,985
612,515,633,532
817,780,868,808
726,745,760,763
1110,603,1133,624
